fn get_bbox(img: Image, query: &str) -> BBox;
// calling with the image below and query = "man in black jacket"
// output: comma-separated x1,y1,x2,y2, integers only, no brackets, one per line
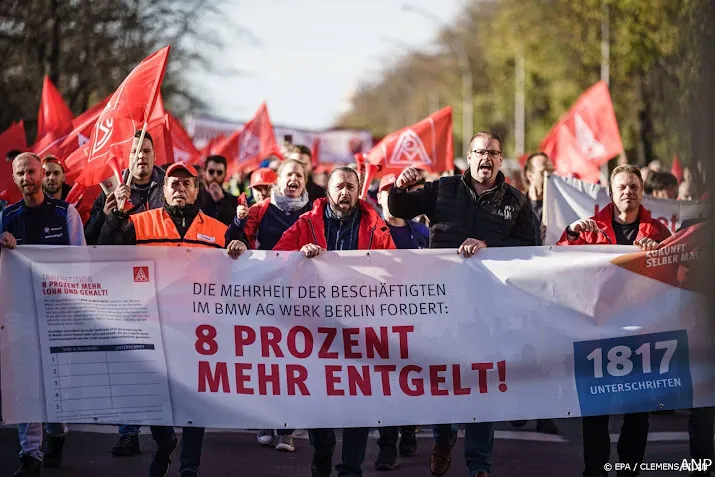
388,131,539,477
196,155,238,225
84,131,165,246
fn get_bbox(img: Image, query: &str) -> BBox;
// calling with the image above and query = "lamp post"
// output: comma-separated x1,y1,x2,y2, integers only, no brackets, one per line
402,4,473,156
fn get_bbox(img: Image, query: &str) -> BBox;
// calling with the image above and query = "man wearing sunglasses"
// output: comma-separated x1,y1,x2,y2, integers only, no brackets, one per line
388,131,539,477
196,155,238,225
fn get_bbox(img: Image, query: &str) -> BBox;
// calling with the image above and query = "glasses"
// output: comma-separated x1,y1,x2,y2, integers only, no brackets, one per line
470,149,502,159
207,169,225,176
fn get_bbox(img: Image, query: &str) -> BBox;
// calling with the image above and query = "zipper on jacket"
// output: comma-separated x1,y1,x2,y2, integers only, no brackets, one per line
368,226,376,249
306,218,318,245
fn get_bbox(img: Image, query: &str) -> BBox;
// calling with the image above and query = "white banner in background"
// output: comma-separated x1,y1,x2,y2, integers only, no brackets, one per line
185,115,373,164
1,236,712,429
543,175,707,245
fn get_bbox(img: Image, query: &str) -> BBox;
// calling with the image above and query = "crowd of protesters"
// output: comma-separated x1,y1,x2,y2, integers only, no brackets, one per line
0,130,712,477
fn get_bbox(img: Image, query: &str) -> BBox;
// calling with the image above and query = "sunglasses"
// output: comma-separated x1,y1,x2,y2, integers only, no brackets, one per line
207,169,225,176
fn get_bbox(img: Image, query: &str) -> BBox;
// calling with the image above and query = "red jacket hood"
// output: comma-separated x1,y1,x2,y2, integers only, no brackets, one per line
273,198,396,251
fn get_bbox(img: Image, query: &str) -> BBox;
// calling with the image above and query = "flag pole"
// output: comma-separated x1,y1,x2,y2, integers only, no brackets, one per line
118,122,148,210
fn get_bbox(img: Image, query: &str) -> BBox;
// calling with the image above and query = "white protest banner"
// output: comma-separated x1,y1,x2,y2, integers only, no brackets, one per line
543,174,707,245
1,226,712,429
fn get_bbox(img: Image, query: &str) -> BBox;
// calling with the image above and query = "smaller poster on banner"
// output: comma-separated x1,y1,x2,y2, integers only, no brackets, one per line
573,330,693,416
31,261,173,425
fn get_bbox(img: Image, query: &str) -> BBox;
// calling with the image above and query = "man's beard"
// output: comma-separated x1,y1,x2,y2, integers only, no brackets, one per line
43,183,61,195
328,196,357,220
21,183,41,196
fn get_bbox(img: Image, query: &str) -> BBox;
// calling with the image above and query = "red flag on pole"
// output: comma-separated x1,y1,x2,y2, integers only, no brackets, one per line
36,76,74,143
75,45,170,186
0,121,28,203
214,102,283,177
540,81,623,183
364,106,453,175
671,154,684,183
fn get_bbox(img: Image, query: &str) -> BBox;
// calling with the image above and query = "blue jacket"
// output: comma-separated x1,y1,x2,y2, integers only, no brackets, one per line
0,195,86,246
386,219,429,250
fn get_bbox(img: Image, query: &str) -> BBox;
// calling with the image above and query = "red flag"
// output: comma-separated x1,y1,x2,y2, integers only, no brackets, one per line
76,45,170,186
167,113,200,164
671,154,683,183
364,107,453,174
150,94,167,121
64,119,136,185
202,134,224,158
540,81,623,183
214,102,283,177
35,95,113,164
540,122,601,183
36,76,74,143
0,121,28,203
147,115,174,167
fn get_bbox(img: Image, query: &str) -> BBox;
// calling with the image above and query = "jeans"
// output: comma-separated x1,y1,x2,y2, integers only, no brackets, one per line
119,424,141,435
151,426,205,474
277,428,294,437
309,427,370,477
582,413,649,476
690,407,715,461
18,423,67,460
377,426,417,451
433,423,494,475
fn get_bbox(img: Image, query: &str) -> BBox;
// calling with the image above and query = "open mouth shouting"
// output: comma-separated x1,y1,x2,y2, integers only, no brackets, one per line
286,180,300,194
478,161,493,175
337,196,352,209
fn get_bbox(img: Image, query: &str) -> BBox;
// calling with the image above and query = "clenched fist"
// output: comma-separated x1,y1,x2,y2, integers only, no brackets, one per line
236,205,249,220
395,167,422,189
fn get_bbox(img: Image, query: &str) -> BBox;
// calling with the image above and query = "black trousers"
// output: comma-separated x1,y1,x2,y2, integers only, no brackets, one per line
377,426,416,451
690,406,715,461
582,413,649,477
309,427,370,477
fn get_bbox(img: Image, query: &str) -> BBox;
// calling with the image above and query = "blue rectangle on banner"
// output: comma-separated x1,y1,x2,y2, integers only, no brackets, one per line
573,330,693,416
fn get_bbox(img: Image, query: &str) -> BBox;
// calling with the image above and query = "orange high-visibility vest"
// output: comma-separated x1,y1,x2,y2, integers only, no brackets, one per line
130,208,227,249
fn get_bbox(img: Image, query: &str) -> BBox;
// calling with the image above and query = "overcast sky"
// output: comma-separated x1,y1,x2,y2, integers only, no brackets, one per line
187,0,464,130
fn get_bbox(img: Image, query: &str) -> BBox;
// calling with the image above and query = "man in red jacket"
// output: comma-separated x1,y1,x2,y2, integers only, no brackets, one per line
557,164,671,477
557,164,670,248
274,166,395,254
274,166,394,477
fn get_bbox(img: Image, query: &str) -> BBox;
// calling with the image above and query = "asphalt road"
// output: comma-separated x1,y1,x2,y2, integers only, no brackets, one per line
0,412,704,477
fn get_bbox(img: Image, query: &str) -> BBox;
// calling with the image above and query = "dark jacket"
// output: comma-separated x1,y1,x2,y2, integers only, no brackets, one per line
388,169,539,249
306,178,325,204
556,203,671,246
84,166,165,245
225,198,312,250
197,187,238,226
60,183,72,201
274,198,395,251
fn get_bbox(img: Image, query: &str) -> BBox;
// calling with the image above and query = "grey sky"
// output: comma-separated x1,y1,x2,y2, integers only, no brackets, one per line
188,0,464,130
